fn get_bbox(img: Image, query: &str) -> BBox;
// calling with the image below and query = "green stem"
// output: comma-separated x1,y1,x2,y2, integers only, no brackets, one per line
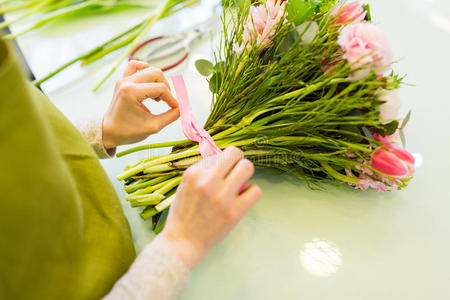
31,22,142,86
117,139,191,158
129,193,165,207
127,179,172,199
125,174,173,193
81,30,139,65
117,149,200,181
155,194,176,213
0,0,41,14
0,0,15,6
320,162,360,184
5,0,99,38
144,163,175,174
93,1,166,91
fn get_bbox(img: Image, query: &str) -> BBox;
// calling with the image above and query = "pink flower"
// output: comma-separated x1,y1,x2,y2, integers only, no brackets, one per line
338,23,392,80
371,144,415,179
234,0,286,55
345,167,396,192
331,2,366,25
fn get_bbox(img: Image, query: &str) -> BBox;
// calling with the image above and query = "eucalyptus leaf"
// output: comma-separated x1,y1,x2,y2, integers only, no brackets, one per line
400,130,407,148
362,126,376,147
296,21,319,45
401,110,411,130
195,59,214,77
382,120,399,136
209,72,222,94
277,28,299,55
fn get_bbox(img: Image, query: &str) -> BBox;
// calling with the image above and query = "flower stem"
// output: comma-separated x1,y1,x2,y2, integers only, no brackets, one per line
117,139,191,158
117,149,200,181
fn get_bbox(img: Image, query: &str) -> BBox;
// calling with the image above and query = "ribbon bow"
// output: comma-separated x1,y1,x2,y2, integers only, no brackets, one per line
171,75,222,158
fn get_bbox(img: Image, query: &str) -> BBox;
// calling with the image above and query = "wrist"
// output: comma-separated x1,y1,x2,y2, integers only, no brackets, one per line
155,230,206,271
102,117,118,149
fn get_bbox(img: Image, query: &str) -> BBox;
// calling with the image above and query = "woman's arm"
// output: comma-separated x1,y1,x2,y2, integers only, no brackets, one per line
88,62,261,299
104,147,262,300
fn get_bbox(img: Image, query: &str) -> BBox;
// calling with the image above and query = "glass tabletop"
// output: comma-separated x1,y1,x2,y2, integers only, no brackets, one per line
7,0,450,298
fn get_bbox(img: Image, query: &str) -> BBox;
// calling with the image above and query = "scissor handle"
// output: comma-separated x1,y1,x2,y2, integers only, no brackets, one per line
128,36,164,62
161,52,189,72
128,36,189,72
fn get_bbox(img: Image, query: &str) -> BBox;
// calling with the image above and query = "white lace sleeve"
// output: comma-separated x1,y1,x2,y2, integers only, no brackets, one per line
75,115,116,159
103,237,190,300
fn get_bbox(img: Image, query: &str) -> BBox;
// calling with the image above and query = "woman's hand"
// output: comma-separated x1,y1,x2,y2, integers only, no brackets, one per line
102,60,180,149
155,146,262,270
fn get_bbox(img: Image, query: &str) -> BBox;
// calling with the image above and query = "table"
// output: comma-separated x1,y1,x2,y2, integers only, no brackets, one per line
6,0,450,298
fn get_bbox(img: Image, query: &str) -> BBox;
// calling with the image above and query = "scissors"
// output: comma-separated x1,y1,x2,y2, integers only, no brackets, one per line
128,18,217,71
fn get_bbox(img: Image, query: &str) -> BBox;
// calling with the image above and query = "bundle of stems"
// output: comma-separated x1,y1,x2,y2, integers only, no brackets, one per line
116,0,411,230
1,0,200,90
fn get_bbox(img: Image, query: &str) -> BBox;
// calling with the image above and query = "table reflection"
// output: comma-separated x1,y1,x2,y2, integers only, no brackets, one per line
299,238,342,278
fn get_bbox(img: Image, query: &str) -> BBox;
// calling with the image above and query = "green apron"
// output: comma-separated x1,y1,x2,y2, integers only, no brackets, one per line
0,40,135,299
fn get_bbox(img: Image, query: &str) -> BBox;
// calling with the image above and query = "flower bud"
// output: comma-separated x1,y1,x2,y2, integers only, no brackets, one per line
371,145,415,178
331,2,366,24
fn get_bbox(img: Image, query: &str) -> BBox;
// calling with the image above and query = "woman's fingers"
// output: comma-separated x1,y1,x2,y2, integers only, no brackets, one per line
145,108,180,133
130,66,170,89
210,147,245,177
121,82,178,108
123,60,150,77
233,184,262,218
224,158,255,194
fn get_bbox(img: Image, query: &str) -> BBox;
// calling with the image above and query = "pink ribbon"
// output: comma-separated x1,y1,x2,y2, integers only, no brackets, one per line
171,75,222,158
171,75,248,193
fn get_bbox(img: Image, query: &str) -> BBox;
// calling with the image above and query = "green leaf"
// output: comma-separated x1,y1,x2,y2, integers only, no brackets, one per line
400,130,406,148
195,59,214,77
286,0,316,26
340,124,363,143
154,209,169,234
382,120,399,136
209,72,222,94
362,4,372,22
277,25,299,54
401,110,411,130
362,126,376,147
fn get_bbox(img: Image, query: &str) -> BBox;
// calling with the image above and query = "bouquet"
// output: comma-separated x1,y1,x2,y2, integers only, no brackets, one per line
117,0,415,232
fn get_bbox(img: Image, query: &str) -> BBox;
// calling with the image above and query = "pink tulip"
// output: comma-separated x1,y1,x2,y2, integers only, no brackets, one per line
331,2,366,25
338,22,392,80
371,145,415,179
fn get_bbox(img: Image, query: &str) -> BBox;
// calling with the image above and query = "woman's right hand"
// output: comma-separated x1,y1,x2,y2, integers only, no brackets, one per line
155,146,262,270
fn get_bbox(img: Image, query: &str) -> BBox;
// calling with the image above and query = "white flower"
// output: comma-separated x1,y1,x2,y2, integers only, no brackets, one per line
377,89,402,123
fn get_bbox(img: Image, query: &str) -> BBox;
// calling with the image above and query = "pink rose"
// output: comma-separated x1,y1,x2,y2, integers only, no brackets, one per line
338,23,392,80
234,0,286,55
331,2,366,25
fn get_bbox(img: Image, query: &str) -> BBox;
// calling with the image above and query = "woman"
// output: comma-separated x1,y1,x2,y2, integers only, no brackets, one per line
0,38,261,300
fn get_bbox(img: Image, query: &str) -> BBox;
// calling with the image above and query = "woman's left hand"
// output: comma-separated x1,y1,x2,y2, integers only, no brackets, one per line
102,60,180,149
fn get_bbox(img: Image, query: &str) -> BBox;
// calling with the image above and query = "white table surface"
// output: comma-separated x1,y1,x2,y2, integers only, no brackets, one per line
7,0,450,299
